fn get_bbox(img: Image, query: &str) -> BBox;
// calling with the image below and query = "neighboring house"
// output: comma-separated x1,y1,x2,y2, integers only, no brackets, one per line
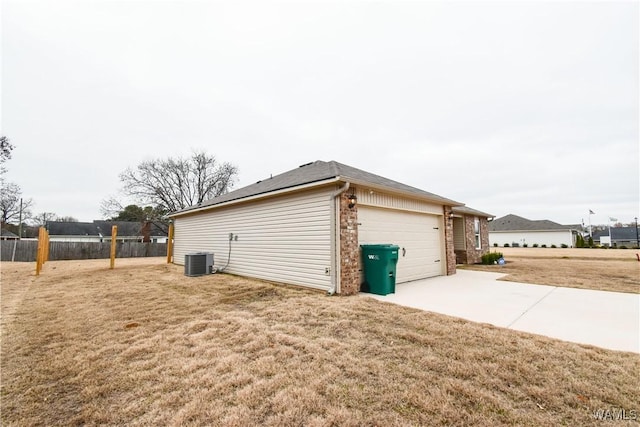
46,221,168,243
169,160,489,295
592,227,640,248
452,206,494,264
1,229,19,240
488,214,581,247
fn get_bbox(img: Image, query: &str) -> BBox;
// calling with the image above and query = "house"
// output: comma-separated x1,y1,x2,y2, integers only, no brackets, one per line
452,206,494,264
46,220,168,243
592,227,640,248
1,229,19,240
488,214,581,248
169,160,490,295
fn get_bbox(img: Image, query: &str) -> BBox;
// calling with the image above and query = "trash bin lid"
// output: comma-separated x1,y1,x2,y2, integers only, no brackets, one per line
361,244,399,250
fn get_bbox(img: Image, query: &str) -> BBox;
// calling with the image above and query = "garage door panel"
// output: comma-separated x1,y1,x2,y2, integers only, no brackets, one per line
358,207,444,283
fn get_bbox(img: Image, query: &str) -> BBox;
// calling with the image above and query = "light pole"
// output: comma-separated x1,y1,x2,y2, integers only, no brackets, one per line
635,217,639,248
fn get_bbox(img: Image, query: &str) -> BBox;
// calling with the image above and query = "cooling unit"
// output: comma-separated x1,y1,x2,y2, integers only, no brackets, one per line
184,252,214,276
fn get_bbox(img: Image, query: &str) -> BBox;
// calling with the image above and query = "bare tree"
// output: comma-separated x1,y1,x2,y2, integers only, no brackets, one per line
57,215,79,222
1,136,14,178
0,136,13,164
32,212,58,226
100,196,124,220
119,151,238,213
0,182,33,225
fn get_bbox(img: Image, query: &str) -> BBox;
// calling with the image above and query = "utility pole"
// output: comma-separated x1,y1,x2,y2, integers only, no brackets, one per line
635,217,639,248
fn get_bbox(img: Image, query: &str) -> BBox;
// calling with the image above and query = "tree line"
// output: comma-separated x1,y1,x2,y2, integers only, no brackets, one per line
1,135,238,236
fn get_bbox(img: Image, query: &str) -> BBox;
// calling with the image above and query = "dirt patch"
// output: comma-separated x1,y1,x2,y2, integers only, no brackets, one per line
461,248,639,294
2,258,639,426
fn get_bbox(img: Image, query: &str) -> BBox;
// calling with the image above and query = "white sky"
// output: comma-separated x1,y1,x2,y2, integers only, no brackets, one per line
1,0,638,226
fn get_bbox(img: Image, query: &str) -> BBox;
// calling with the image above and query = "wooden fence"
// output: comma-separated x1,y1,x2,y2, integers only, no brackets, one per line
1,241,168,262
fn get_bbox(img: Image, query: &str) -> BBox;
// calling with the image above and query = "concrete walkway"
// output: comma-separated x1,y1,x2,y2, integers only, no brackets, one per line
367,270,639,353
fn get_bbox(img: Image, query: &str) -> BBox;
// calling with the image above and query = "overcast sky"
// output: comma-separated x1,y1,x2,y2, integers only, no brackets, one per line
2,0,638,226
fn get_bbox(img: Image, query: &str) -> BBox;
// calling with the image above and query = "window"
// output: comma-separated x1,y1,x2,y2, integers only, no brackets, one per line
474,217,481,249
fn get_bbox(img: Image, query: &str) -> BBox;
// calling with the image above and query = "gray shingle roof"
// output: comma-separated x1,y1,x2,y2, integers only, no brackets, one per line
1,229,18,238
592,227,639,240
488,214,579,231
452,206,494,218
171,160,462,216
47,221,167,237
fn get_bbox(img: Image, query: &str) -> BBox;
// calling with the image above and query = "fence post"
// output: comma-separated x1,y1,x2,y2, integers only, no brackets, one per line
35,227,45,276
167,223,174,264
110,225,118,269
44,229,50,261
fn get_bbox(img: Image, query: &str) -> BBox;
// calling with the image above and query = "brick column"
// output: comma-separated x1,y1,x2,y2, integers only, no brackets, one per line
480,218,490,253
339,192,360,295
443,206,456,275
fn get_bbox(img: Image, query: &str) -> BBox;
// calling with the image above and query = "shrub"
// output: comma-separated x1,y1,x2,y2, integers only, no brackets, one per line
504,243,510,247
588,237,594,247
561,244,568,248
541,244,547,248
493,243,498,247
532,243,539,248
522,243,528,248
619,245,628,249
481,252,503,265
551,244,557,248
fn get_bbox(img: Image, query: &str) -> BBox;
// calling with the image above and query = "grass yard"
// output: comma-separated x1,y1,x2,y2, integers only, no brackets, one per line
459,248,640,294
1,258,639,426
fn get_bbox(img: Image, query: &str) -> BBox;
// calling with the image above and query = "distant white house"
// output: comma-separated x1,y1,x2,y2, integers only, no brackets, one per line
488,214,581,248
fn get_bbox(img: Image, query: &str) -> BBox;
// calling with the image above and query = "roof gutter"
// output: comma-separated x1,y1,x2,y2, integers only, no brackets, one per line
169,177,342,218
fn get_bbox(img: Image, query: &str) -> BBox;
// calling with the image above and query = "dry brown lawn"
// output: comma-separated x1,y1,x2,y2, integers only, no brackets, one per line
460,248,640,294
1,258,639,426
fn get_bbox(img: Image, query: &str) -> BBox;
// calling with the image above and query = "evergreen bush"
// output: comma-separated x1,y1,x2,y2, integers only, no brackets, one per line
481,252,504,265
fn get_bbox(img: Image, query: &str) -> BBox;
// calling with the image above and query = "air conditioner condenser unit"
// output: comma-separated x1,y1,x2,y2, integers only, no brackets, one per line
184,252,214,276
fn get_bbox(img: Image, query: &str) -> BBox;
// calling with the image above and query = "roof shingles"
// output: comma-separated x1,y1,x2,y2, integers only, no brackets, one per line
172,160,462,216
488,214,579,232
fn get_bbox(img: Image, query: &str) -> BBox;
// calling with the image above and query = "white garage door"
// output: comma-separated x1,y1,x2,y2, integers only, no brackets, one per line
358,206,444,283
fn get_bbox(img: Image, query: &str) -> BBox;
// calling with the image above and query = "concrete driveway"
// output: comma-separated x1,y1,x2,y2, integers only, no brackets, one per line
367,270,639,353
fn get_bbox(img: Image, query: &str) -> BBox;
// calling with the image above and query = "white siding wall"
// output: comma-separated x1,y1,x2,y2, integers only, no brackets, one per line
173,188,333,291
489,231,575,248
356,188,443,214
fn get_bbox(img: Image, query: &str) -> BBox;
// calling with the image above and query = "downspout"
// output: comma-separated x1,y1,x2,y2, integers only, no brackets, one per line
328,182,350,295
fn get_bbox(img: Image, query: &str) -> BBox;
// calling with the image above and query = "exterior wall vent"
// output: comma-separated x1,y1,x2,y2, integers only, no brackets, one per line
184,252,214,276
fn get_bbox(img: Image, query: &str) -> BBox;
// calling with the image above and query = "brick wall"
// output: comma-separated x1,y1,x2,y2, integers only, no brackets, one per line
457,215,491,265
443,206,456,275
339,191,360,295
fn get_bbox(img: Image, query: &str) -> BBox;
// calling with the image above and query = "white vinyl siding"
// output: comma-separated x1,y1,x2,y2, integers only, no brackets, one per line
489,230,575,248
173,188,333,291
356,188,443,214
358,206,444,283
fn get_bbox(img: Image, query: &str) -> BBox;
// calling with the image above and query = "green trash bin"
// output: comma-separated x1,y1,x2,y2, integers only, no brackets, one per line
361,244,399,295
